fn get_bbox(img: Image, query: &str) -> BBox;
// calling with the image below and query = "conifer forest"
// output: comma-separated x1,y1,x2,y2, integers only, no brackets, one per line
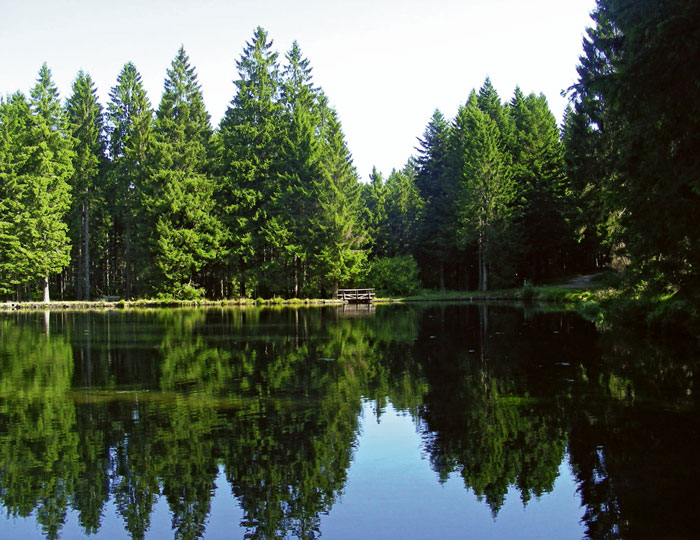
1,0,698,304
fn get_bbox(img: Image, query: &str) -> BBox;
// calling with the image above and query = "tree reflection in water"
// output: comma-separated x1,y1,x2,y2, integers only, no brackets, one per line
0,305,697,539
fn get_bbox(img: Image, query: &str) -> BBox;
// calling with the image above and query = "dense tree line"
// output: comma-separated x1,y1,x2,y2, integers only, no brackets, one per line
0,28,364,301
564,0,700,299
2,2,698,301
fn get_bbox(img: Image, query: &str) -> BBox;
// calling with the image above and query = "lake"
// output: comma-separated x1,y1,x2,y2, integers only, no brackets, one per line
0,304,697,539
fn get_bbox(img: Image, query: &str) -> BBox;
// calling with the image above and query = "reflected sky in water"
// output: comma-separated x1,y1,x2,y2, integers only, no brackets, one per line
0,304,697,539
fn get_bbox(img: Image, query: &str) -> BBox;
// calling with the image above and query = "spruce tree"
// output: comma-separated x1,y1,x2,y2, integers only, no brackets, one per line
454,99,515,292
274,41,323,296
383,161,424,257
0,93,33,297
219,27,283,297
65,71,106,300
6,65,74,302
361,166,388,257
571,0,700,294
414,109,455,289
311,108,366,297
106,62,152,299
509,89,571,281
146,47,223,298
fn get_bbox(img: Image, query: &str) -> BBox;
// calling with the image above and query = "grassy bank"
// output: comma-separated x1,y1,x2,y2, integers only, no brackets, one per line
0,297,344,312
3,276,697,339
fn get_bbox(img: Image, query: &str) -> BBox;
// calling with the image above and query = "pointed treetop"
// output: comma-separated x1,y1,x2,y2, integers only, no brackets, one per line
30,63,62,124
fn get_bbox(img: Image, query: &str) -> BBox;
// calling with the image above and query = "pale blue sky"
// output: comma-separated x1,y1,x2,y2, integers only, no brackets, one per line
1,0,595,181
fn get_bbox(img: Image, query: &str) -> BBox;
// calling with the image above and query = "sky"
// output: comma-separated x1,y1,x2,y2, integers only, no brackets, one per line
0,0,596,182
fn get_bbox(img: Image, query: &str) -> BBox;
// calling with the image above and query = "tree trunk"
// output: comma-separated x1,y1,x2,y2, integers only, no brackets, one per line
43,275,50,303
84,199,90,300
480,234,489,293
477,248,483,292
439,263,445,290
125,225,132,300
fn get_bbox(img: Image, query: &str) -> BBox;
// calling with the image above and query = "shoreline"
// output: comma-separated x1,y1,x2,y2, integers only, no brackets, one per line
0,287,596,312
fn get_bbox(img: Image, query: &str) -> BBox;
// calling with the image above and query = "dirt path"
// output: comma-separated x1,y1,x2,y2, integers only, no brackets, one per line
556,273,602,289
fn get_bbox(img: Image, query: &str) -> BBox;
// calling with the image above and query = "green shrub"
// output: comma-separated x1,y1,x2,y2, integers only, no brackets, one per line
366,256,422,296
520,280,536,303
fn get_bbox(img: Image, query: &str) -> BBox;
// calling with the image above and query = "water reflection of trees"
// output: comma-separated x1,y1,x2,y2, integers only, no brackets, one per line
0,307,697,539
566,331,700,540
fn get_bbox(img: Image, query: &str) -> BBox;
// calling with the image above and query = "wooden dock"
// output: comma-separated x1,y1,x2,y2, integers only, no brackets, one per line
336,288,375,304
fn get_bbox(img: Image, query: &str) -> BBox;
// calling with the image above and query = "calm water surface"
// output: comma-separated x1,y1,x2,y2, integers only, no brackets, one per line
0,304,697,539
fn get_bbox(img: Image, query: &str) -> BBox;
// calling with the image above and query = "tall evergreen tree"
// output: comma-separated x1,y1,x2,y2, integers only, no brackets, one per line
0,93,33,297
145,47,223,298
570,0,700,294
106,62,152,299
367,162,424,259
509,89,571,281
561,105,609,271
565,2,625,274
454,99,515,292
311,108,366,297
361,166,388,257
65,71,106,300
219,27,283,297
414,109,455,289
274,41,323,296
2,65,74,301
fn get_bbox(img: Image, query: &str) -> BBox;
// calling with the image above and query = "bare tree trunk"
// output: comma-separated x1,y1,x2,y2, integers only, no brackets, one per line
125,225,132,300
84,199,90,300
43,275,50,303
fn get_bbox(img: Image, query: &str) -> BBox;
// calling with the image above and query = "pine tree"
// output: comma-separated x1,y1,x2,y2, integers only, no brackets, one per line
561,105,609,270
146,47,223,298
566,2,625,273
219,27,283,297
106,62,152,299
65,71,106,300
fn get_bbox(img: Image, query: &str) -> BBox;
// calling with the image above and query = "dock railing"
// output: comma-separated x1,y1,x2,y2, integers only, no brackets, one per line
336,288,375,303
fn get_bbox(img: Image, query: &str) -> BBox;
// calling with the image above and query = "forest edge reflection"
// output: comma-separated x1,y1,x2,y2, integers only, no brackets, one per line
0,304,698,539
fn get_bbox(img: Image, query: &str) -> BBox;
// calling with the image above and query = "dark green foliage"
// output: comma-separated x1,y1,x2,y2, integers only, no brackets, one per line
310,108,366,297
453,85,517,291
363,163,424,260
106,62,153,299
0,65,74,301
509,88,572,281
0,93,33,296
366,255,422,296
217,30,366,299
219,27,284,297
146,47,224,299
414,109,455,289
567,0,700,295
65,71,106,300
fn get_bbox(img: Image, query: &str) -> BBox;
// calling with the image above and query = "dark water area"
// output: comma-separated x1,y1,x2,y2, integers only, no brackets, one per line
0,304,698,539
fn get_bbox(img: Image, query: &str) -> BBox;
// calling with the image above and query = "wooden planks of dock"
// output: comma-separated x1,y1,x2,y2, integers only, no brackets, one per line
336,288,375,303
